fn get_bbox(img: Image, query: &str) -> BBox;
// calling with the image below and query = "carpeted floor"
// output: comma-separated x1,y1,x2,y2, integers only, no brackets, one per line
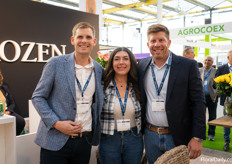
203,125,232,153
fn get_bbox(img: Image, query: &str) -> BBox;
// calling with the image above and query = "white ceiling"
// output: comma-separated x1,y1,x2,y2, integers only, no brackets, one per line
36,0,232,25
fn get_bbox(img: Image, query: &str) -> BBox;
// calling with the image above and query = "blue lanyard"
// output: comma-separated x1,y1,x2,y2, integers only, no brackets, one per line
113,79,129,116
204,67,212,81
150,51,172,96
75,70,93,97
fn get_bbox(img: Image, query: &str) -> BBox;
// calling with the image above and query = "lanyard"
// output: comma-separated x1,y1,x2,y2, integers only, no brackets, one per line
75,70,93,97
229,66,232,73
150,51,172,96
204,67,212,81
113,79,129,116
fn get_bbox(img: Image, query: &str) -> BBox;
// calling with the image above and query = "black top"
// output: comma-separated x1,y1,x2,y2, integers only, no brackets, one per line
0,83,16,112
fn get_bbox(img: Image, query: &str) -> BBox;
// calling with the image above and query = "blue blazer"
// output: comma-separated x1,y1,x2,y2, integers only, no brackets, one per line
215,64,230,106
32,52,104,151
138,52,206,146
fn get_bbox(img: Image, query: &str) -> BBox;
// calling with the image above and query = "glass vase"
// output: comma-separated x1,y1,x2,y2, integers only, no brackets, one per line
224,96,232,117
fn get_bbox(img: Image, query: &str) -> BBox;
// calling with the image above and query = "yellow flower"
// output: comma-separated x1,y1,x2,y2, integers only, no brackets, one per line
225,76,231,83
214,77,220,83
219,76,225,82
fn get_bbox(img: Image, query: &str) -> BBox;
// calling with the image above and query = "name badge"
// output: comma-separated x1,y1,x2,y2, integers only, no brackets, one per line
77,101,89,114
204,80,208,86
117,119,130,131
152,99,165,112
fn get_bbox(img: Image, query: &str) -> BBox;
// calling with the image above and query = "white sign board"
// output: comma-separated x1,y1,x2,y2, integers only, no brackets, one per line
170,22,232,39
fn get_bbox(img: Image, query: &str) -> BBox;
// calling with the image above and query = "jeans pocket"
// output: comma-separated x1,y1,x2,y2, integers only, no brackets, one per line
131,130,142,137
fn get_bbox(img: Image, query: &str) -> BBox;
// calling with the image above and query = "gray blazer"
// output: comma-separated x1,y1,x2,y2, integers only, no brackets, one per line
32,52,104,151
199,67,217,102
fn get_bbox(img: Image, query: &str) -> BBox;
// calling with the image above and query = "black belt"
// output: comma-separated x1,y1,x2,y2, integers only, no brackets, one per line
71,131,90,138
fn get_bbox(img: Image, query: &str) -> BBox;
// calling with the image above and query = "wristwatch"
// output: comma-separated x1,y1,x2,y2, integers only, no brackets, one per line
193,137,203,143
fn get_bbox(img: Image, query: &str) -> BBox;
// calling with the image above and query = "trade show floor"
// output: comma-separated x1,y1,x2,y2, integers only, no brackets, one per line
191,99,232,163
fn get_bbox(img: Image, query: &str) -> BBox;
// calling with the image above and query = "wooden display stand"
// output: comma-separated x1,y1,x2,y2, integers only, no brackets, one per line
0,115,16,164
208,115,232,128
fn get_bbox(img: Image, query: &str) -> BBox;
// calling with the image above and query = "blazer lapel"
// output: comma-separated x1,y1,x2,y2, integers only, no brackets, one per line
225,64,230,74
93,61,102,86
166,54,181,102
141,57,152,79
64,53,76,101
200,69,204,84
208,68,215,81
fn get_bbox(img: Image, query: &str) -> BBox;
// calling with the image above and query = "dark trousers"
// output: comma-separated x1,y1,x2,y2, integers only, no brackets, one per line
205,95,218,136
10,112,25,135
40,137,91,164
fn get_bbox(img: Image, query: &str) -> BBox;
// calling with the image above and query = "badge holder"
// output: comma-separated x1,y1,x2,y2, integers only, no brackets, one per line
152,99,165,112
117,119,130,132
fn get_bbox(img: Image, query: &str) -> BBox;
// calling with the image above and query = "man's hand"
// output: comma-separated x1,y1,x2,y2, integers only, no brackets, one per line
187,138,202,159
4,110,11,115
53,121,82,136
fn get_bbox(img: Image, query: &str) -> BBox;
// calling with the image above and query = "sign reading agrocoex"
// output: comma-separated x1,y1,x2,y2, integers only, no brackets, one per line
170,22,232,39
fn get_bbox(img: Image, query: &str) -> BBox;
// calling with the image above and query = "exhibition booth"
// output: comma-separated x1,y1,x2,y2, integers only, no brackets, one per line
1,0,232,163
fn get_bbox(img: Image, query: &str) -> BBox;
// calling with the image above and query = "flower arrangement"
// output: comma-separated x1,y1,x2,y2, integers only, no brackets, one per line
214,73,232,97
95,51,109,68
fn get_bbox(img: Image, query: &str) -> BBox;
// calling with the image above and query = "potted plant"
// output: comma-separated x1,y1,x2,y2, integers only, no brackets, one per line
214,73,232,116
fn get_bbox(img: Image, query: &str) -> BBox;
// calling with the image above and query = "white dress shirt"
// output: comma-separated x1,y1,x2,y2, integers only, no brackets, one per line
74,58,95,132
144,55,171,127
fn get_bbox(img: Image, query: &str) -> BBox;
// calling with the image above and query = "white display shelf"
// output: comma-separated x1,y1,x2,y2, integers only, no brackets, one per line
0,114,16,164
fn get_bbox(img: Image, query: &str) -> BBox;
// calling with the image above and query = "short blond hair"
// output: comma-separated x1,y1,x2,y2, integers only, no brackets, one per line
72,22,95,37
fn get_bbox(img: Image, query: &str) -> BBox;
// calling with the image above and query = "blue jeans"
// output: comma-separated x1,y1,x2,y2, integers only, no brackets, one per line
144,127,176,164
99,127,143,164
223,109,231,143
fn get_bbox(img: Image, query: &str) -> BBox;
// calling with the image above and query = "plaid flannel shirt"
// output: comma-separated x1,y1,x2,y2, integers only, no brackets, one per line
101,81,141,135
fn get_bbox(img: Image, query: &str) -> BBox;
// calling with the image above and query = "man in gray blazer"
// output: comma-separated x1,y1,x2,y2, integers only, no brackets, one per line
199,56,217,141
32,22,104,164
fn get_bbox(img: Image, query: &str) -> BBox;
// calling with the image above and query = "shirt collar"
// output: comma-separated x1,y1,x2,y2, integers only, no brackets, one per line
151,52,170,69
204,66,212,72
75,57,94,69
228,63,232,68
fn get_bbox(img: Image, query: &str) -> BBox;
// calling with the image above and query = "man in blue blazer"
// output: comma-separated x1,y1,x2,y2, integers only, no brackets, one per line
215,50,232,151
32,22,104,164
138,24,205,163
